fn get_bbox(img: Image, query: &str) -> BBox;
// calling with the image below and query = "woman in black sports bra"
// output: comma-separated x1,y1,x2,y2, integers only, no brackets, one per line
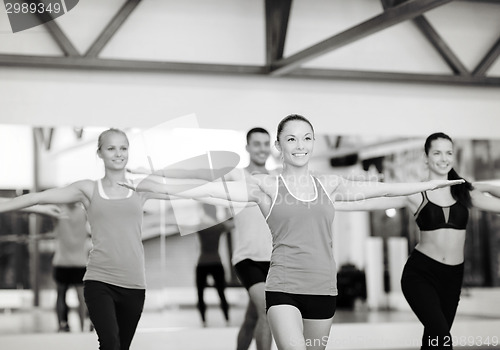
338,132,500,350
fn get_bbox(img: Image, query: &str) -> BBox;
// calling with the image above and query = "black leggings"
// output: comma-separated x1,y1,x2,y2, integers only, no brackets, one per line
401,250,464,350
55,283,71,326
53,267,86,329
196,263,229,322
84,280,145,350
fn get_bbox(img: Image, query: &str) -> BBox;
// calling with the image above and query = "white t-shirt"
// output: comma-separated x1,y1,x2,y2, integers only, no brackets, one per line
231,169,273,265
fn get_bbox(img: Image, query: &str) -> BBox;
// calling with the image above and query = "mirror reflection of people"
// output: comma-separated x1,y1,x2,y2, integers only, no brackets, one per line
122,115,464,350
51,202,91,332
195,203,232,327
336,132,500,350
0,200,61,291
0,128,171,350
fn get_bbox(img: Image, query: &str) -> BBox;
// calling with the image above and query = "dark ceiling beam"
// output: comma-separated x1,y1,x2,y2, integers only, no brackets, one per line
381,0,468,76
380,0,397,7
0,54,267,75
270,0,454,76
32,0,79,57
473,36,500,77
457,0,500,3
0,54,498,87
289,68,500,87
43,21,80,57
265,0,293,66
412,17,469,76
85,0,142,57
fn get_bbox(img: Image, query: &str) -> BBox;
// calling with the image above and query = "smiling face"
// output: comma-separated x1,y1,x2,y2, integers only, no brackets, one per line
97,131,129,171
275,120,314,167
246,131,271,167
425,138,454,177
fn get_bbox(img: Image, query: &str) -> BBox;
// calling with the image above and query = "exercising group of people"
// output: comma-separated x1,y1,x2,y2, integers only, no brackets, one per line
1,114,500,350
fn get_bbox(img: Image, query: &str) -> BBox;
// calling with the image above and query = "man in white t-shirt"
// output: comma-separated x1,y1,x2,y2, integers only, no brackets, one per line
231,128,274,350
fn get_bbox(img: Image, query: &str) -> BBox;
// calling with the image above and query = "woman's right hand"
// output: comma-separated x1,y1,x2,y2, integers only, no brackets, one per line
430,179,465,189
37,204,65,218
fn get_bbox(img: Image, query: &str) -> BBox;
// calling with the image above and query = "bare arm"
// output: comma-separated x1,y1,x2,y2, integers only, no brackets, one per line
333,177,464,201
22,204,63,217
121,176,256,204
471,189,500,213
473,182,500,198
0,181,90,213
335,196,408,211
0,199,62,217
157,167,242,181
126,174,207,202
190,196,257,208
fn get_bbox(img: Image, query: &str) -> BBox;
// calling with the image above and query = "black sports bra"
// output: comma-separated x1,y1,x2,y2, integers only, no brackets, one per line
414,191,468,231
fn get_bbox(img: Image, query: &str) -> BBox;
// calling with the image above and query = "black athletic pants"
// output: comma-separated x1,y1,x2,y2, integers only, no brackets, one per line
401,249,464,350
84,280,145,350
196,263,229,322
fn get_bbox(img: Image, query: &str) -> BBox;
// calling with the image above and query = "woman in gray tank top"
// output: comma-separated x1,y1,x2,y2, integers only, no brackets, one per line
123,114,464,350
0,128,172,350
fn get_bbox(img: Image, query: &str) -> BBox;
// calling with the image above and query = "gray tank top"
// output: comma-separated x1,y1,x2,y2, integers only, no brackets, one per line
265,175,337,295
53,203,89,267
84,180,146,289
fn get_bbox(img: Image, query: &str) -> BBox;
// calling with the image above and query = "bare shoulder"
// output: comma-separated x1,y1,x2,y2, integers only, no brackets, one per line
71,179,94,191
69,180,95,201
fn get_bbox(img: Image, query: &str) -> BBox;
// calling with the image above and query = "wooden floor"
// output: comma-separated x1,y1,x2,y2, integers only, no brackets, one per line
1,304,499,350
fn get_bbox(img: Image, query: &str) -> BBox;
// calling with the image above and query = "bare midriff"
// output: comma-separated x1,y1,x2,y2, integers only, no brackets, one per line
415,229,466,265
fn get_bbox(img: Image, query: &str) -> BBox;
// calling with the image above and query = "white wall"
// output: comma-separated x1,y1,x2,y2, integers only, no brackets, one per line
0,0,498,138
0,67,499,139
0,125,33,188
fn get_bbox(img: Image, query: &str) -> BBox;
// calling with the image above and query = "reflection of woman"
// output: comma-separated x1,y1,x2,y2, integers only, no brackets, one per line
52,202,90,332
195,203,231,326
0,128,168,350
122,115,463,350
0,200,61,289
337,132,500,350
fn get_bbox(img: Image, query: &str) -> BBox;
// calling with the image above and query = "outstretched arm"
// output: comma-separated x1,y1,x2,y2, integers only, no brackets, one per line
0,182,89,213
192,196,257,208
23,204,63,217
126,173,209,202
333,177,464,201
335,196,408,211
471,188,500,213
120,176,256,204
162,194,256,209
0,199,63,217
156,167,242,181
473,182,500,198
